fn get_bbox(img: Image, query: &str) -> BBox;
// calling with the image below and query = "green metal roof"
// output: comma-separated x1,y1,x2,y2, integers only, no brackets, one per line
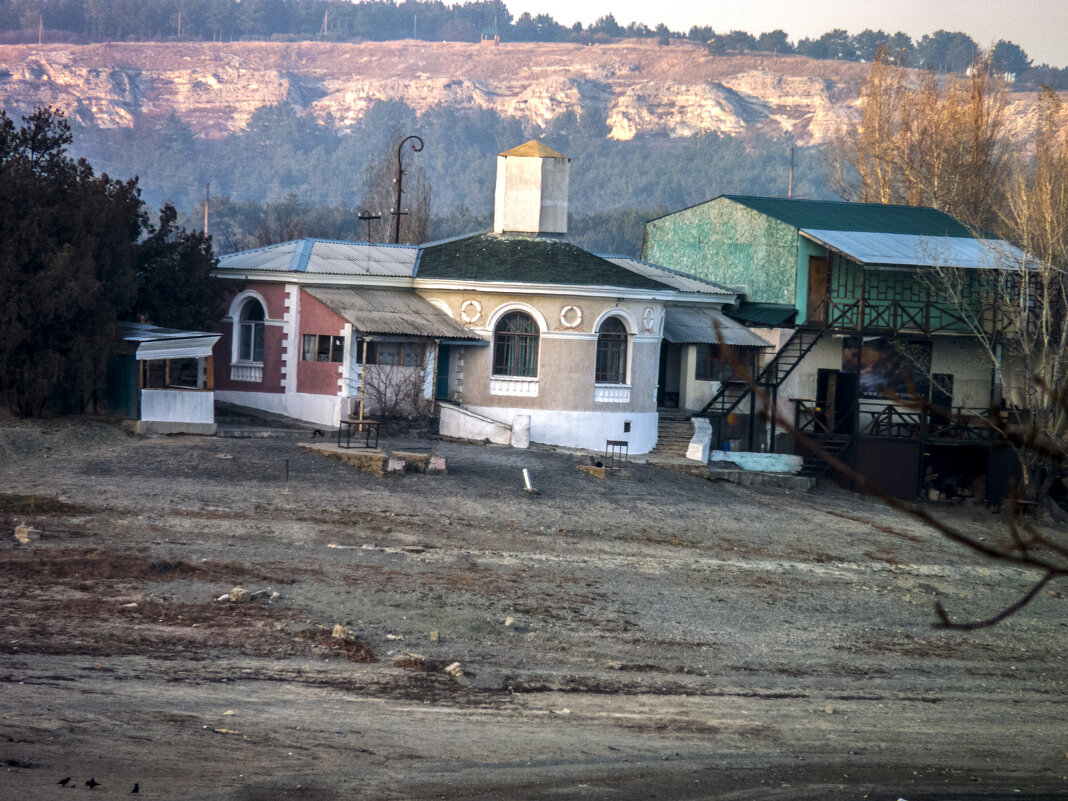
416,234,670,290
727,302,798,327
723,196,982,238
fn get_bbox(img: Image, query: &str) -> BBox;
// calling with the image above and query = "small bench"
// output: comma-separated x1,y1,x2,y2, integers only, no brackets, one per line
338,417,380,449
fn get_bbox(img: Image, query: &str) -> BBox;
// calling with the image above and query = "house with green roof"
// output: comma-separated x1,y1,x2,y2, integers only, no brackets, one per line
642,195,1028,499
210,143,765,455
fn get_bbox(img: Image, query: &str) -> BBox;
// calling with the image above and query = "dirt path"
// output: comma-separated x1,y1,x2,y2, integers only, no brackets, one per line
1,418,1065,799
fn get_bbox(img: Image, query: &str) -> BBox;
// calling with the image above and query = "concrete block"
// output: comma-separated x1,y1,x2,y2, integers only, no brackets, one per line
511,414,531,449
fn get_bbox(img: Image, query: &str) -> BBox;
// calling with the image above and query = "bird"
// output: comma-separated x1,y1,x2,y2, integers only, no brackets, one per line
85,778,100,789
131,783,140,793
57,777,71,785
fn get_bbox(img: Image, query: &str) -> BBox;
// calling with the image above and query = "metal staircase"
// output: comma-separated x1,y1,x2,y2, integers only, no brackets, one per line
698,328,824,419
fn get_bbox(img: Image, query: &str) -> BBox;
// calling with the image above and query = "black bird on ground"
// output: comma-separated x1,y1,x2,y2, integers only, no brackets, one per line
57,777,71,785
85,778,100,789
131,783,140,793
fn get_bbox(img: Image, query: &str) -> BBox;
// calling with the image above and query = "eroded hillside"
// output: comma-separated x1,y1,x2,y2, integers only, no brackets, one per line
0,40,892,143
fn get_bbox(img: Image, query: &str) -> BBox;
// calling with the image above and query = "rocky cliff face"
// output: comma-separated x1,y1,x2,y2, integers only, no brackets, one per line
0,41,1040,144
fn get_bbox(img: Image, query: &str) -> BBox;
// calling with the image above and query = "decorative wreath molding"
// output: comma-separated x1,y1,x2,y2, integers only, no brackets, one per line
559,305,583,329
460,299,482,324
642,307,656,332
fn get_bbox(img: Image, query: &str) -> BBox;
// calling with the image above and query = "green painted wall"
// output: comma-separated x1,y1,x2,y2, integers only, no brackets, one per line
642,198,800,305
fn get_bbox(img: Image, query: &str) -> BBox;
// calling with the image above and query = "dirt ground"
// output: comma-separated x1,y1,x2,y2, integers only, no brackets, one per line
1,415,1066,800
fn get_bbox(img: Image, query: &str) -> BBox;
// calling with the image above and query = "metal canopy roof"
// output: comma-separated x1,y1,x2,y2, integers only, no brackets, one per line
663,308,771,347
800,229,1028,270
217,239,418,277
305,288,480,340
120,322,220,361
604,257,735,296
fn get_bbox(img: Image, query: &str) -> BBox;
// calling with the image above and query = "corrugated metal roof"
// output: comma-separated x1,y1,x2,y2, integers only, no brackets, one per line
217,239,418,276
499,141,567,159
663,308,771,347
305,288,480,340
800,229,1027,270
604,257,735,295
120,323,219,360
726,196,983,237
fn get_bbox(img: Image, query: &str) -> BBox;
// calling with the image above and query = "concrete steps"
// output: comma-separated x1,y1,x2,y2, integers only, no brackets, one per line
651,411,694,457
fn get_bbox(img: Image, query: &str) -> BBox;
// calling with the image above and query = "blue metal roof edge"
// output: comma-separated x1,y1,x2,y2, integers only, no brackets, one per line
292,239,314,272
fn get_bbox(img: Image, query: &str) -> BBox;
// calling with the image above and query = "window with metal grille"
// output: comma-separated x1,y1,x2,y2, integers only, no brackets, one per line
493,312,539,377
595,316,628,383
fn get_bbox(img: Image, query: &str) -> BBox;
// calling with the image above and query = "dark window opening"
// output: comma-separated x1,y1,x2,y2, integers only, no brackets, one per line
301,334,344,363
493,312,539,377
595,316,628,384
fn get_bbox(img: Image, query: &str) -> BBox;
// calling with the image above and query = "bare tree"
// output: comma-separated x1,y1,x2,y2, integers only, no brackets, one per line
829,56,1012,231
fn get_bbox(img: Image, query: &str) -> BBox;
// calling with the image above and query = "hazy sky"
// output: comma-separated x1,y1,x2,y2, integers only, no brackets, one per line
510,0,1067,67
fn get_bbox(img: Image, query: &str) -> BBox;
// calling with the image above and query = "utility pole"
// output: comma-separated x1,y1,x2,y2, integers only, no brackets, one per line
358,211,381,242
788,146,794,199
392,135,424,244
204,182,210,236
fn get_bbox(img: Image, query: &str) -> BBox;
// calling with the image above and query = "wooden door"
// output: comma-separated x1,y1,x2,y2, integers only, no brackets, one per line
807,256,829,325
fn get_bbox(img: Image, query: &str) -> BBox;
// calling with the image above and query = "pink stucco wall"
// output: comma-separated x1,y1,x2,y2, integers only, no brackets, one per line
297,290,347,396
213,282,288,394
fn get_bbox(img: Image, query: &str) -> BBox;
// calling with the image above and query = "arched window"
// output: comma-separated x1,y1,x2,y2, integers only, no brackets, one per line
493,311,539,377
237,299,265,363
595,316,628,384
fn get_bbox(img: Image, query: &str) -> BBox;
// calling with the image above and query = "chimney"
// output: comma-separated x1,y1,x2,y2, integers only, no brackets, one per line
493,141,569,236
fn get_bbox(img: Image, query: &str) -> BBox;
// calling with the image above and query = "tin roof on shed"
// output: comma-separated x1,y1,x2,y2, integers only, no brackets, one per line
800,229,1027,270
304,287,479,339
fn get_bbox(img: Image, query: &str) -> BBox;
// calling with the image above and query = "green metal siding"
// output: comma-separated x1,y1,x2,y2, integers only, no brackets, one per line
642,198,798,305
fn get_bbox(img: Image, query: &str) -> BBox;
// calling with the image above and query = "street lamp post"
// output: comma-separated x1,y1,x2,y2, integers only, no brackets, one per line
392,135,424,244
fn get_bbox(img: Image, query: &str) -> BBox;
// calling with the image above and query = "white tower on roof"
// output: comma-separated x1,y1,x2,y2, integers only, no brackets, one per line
493,140,569,237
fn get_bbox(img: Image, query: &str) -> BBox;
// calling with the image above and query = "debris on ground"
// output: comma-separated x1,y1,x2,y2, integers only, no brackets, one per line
444,661,463,678
332,624,355,642
228,586,251,603
13,522,38,544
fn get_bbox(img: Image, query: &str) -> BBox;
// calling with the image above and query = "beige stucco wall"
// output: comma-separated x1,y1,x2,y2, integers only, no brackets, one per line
417,289,662,414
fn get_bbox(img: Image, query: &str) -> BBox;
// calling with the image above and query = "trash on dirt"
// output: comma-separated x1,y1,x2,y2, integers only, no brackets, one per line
430,630,439,642
504,616,515,627
216,453,233,460
428,455,447,474
401,545,426,554
326,543,359,550
223,710,236,716
120,602,139,609
444,661,463,677
385,633,404,640
332,624,356,642
216,593,230,602
387,455,406,473
13,522,38,544
228,586,251,603
212,728,240,735
556,708,571,715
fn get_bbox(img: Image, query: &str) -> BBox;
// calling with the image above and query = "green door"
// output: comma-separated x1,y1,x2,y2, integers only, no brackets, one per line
435,345,450,399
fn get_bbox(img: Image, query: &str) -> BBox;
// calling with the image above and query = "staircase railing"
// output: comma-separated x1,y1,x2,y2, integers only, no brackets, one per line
697,327,824,420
